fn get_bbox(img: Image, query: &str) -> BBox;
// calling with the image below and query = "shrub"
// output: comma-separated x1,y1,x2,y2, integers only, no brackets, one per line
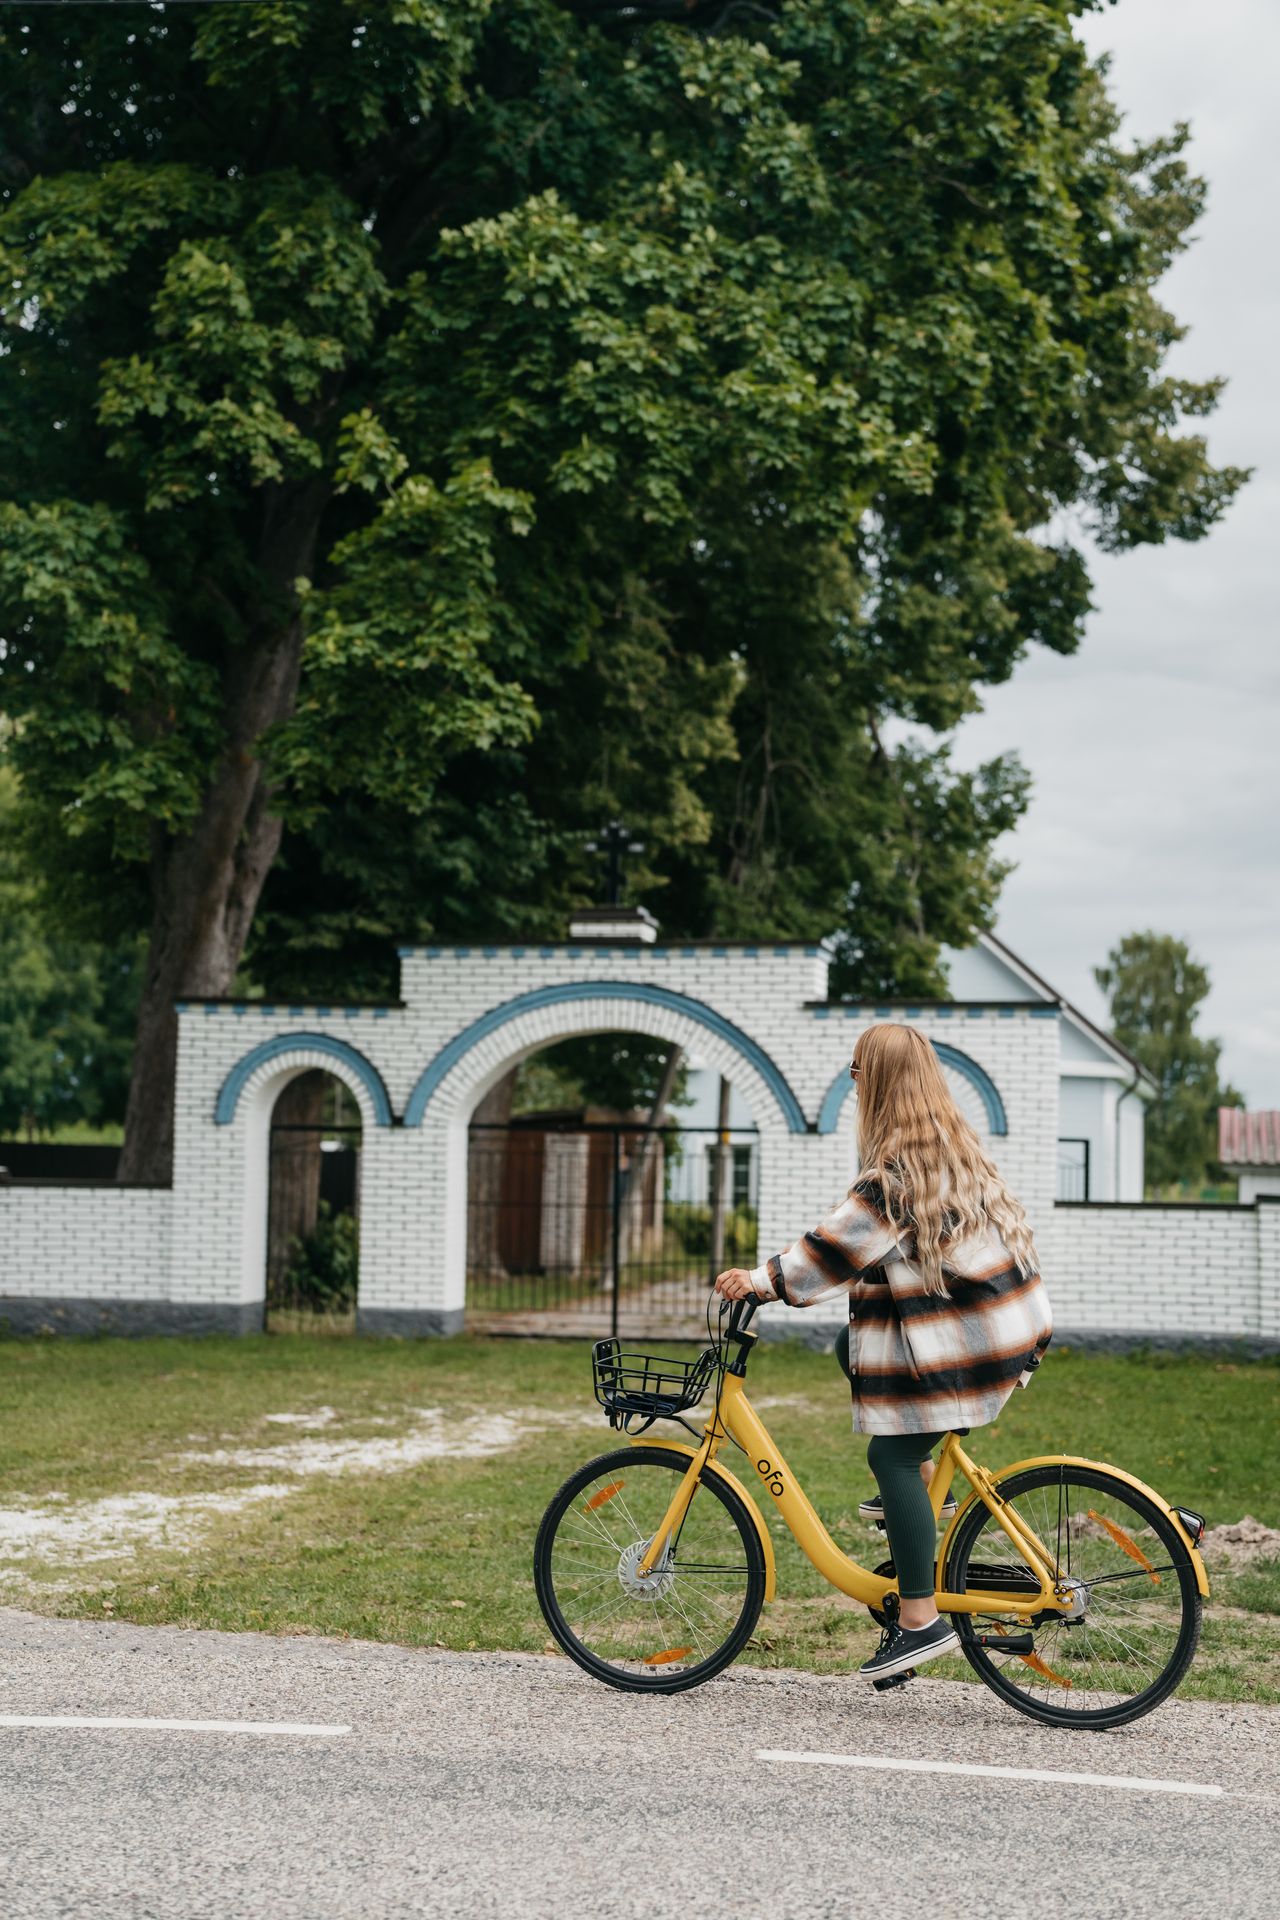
280,1202,359,1311
667,1202,757,1263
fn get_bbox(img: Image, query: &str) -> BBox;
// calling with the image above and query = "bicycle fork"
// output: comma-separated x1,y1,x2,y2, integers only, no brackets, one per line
636,1422,725,1577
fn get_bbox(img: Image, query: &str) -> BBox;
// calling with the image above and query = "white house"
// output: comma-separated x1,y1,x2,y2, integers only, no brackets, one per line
678,931,1156,1207
939,933,1154,1202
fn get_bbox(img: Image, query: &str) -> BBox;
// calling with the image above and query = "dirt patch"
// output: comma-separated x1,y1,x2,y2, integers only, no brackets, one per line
0,1485,292,1578
0,1406,599,1589
1200,1515,1280,1568
171,1406,597,1478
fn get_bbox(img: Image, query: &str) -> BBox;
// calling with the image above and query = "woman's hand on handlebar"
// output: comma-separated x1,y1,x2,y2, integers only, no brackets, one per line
713,1268,755,1302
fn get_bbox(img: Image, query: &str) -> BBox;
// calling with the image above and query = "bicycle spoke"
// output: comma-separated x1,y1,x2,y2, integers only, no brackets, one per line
951,1464,1197,1726
541,1453,760,1684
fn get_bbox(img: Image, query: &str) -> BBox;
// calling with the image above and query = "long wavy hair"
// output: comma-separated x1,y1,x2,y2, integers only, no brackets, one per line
853,1023,1039,1295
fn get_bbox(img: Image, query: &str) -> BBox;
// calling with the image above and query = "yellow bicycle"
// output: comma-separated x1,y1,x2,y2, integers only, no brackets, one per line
534,1297,1210,1729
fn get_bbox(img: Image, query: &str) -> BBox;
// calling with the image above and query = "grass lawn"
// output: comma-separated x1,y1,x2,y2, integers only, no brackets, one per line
1,1331,1278,1704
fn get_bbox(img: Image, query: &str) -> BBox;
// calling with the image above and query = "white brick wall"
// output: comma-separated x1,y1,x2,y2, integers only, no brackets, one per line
1043,1201,1269,1342
0,1187,173,1302
2,939,1276,1345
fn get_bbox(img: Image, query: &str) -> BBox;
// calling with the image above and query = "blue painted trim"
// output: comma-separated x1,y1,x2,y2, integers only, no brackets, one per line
403,981,808,1132
817,1040,1007,1136
214,1033,394,1128
1029,1007,1059,1019
932,1043,1008,1132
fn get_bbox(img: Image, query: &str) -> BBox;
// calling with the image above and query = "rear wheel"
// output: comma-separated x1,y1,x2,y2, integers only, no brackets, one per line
534,1447,766,1694
944,1463,1202,1730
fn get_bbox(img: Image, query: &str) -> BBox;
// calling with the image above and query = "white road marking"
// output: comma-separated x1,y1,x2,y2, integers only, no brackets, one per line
757,1749,1224,1798
0,1715,350,1738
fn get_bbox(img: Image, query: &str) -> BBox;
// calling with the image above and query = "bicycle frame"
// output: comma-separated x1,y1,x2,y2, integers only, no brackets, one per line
635,1352,1070,1618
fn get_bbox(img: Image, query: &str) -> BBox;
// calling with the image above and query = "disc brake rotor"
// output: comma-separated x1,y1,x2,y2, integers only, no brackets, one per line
617,1538,675,1601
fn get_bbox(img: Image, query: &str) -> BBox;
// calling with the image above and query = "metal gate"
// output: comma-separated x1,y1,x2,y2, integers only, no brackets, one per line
465,1120,759,1337
266,1079,362,1331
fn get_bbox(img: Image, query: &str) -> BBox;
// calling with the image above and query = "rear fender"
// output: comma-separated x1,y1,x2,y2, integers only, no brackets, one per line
938,1452,1210,1600
630,1437,777,1602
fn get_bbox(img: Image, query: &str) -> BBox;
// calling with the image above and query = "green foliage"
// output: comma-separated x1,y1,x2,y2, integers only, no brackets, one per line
512,1035,690,1116
1095,932,1244,1189
666,1202,758,1264
279,1202,360,1312
0,0,1247,1046
0,760,141,1135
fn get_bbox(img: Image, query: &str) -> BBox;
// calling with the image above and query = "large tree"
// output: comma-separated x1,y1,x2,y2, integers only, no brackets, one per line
0,760,141,1139
1095,932,1243,1190
0,1,1244,1180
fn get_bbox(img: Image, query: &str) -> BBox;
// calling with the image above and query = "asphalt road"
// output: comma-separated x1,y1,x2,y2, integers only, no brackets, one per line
2,1610,1277,1920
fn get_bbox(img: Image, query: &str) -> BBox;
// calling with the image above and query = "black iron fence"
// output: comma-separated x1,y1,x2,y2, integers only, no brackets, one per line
466,1121,759,1333
266,1122,361,1325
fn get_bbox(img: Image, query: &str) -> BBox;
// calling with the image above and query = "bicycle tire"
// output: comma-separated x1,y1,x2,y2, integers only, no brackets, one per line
943,1462,1203,1731
534,1446,767,1695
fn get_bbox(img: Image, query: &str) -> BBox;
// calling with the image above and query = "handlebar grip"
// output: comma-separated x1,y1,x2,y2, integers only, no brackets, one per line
729,1293,761,1334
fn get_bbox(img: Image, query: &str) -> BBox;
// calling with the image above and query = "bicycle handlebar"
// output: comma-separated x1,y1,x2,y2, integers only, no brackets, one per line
725,1291,760,1336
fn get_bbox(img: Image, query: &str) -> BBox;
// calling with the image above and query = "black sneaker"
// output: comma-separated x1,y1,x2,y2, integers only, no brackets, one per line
859,1490,956,1523
860,1617,959,1683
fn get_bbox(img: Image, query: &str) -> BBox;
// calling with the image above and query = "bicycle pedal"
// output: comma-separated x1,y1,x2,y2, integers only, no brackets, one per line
871,1667,916,1692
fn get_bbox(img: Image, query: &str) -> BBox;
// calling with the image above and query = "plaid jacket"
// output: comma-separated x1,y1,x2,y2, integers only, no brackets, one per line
749,1180,1053,1436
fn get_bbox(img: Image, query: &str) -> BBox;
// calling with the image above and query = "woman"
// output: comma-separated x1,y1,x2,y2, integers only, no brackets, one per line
714,1022,1052,1683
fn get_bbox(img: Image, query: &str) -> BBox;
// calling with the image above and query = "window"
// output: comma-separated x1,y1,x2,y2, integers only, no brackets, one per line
1057,1138,1090,1202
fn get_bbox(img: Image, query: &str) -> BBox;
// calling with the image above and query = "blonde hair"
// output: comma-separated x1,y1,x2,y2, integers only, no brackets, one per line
852,1023,1039,1296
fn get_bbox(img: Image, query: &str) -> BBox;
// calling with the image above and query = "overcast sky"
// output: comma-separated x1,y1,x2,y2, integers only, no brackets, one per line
944,0,1280,1105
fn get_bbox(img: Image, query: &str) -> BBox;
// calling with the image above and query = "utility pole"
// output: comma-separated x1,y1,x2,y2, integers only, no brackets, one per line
708,1075,732,1281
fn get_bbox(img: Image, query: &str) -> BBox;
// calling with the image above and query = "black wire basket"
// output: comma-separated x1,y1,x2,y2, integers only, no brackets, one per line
592,1339,717,1427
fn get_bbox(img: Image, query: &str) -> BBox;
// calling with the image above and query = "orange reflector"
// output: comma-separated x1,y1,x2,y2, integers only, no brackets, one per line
1021,1652,1073,1689
1088,1508,1161,1584
991,1623,1072,1690
643,1648,692,1667
585,1481,624,1511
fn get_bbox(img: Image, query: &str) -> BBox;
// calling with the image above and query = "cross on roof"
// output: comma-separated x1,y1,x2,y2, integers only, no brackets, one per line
584,819,644,907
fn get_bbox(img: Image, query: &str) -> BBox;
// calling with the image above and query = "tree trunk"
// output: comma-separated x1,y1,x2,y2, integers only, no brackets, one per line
618,1046,683,1265
466,1067,519,1277
117,479,329,1186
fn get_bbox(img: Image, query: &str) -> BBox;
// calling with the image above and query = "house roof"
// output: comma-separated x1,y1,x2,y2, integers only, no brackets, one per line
977,932,1159,1096
1219,1108,1280,1168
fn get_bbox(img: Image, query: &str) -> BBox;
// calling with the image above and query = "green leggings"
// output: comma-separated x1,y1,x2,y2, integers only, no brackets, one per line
866,1431,947,1601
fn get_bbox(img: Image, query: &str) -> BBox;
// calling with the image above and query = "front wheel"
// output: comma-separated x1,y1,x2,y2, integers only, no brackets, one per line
944,1462,1203,1730
534,1447,766,1694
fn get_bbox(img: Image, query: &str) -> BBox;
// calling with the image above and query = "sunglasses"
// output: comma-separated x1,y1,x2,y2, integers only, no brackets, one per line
848,1059,860,1081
